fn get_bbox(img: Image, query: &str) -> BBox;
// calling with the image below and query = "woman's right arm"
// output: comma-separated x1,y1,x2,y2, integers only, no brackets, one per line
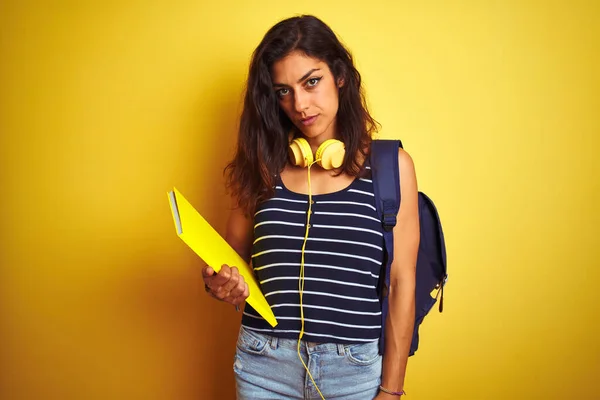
224,205,254,264
201,205,254,306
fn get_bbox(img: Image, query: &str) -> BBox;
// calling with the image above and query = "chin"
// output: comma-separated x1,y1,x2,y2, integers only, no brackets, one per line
298,125,328,139
300,130,321,138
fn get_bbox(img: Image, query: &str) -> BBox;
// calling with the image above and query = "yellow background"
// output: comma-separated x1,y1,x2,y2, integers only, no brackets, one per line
1,1,598,399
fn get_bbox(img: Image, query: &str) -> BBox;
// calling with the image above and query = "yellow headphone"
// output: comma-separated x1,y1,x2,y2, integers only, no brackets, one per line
288,137,346,169
285,134,345,400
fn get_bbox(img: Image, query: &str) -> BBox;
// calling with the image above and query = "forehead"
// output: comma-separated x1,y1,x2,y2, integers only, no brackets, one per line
271,51,330,83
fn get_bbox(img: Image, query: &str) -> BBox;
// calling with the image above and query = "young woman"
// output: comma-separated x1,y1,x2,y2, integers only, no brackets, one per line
202,14,419,400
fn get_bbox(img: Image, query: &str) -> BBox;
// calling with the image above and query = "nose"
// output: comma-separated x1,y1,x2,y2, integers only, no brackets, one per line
293,90,309,113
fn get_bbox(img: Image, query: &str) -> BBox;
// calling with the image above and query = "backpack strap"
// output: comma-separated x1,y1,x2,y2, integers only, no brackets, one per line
370,139,402,355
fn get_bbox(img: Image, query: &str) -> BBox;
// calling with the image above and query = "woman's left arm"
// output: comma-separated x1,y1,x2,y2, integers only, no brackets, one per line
376,148,420,399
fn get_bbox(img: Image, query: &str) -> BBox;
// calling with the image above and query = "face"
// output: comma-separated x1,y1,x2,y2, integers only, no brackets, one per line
271,50,343,144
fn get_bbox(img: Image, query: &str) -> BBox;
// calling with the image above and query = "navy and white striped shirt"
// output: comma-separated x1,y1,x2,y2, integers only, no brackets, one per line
241,166,384,344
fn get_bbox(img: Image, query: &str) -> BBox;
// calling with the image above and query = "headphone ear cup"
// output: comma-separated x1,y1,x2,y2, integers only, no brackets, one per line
316,139,345,170
288,137,313,167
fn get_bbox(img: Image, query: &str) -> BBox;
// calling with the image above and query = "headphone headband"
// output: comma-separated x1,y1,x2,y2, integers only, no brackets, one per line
288,137,345,170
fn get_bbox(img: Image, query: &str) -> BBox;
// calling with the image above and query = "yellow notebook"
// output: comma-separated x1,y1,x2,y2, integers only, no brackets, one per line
167,187,277,327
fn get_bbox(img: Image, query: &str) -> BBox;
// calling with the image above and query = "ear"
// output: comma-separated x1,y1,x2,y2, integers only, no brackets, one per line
337,77,345,88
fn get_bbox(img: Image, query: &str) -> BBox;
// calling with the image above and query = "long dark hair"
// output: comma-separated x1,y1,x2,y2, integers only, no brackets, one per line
224,14,379,216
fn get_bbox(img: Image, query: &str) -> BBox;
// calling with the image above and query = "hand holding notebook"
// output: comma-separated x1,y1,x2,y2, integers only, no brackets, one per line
202,263,249,307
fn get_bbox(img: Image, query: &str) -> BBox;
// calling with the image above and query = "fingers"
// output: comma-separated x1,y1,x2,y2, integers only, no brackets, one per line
211,265,234,300
223,276,249,305
210,264,232,288
213,267,241,300
219,266,241,294
201,265,214,279
228,273,247,299
236,282,250,305
204,265,250,306
223,285,249,306
202,264,229,291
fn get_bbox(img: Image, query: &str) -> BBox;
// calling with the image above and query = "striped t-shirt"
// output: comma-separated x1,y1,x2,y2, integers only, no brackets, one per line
240,166,385,344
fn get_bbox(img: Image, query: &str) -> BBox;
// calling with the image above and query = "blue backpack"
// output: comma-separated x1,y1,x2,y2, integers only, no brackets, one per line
370,139,448,356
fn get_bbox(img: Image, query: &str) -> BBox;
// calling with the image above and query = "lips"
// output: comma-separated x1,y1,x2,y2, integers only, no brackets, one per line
300,115,318,126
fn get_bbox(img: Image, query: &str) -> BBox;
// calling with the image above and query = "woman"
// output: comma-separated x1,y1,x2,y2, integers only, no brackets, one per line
202,14,419,400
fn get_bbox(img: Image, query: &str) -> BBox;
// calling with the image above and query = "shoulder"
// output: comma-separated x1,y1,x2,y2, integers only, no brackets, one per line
398,148,416,179
398,148,415,170
397,148,418,196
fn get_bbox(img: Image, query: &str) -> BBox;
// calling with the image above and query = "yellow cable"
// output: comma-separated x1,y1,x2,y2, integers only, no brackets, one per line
297,159,326,400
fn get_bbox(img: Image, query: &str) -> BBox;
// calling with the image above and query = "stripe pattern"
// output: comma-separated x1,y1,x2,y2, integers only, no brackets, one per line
241,168,385,344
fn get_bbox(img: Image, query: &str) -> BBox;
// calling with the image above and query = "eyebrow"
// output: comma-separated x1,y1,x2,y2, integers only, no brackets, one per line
273,68,321,87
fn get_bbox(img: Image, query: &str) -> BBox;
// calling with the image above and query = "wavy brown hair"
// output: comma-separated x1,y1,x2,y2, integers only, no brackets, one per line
224,15,379,216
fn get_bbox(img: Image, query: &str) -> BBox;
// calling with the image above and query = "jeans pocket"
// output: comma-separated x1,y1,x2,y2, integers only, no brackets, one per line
345,341,382,366
236,326,271,356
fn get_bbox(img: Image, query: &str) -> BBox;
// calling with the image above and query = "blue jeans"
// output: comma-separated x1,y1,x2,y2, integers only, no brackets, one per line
233,326,382,399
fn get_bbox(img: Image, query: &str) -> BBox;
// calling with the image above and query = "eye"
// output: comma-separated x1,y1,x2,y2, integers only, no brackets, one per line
306,77,322,87
276,88,290,97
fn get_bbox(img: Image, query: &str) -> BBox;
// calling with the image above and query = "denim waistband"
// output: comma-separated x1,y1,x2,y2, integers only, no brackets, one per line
243,327,378,356
272,335,346,355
